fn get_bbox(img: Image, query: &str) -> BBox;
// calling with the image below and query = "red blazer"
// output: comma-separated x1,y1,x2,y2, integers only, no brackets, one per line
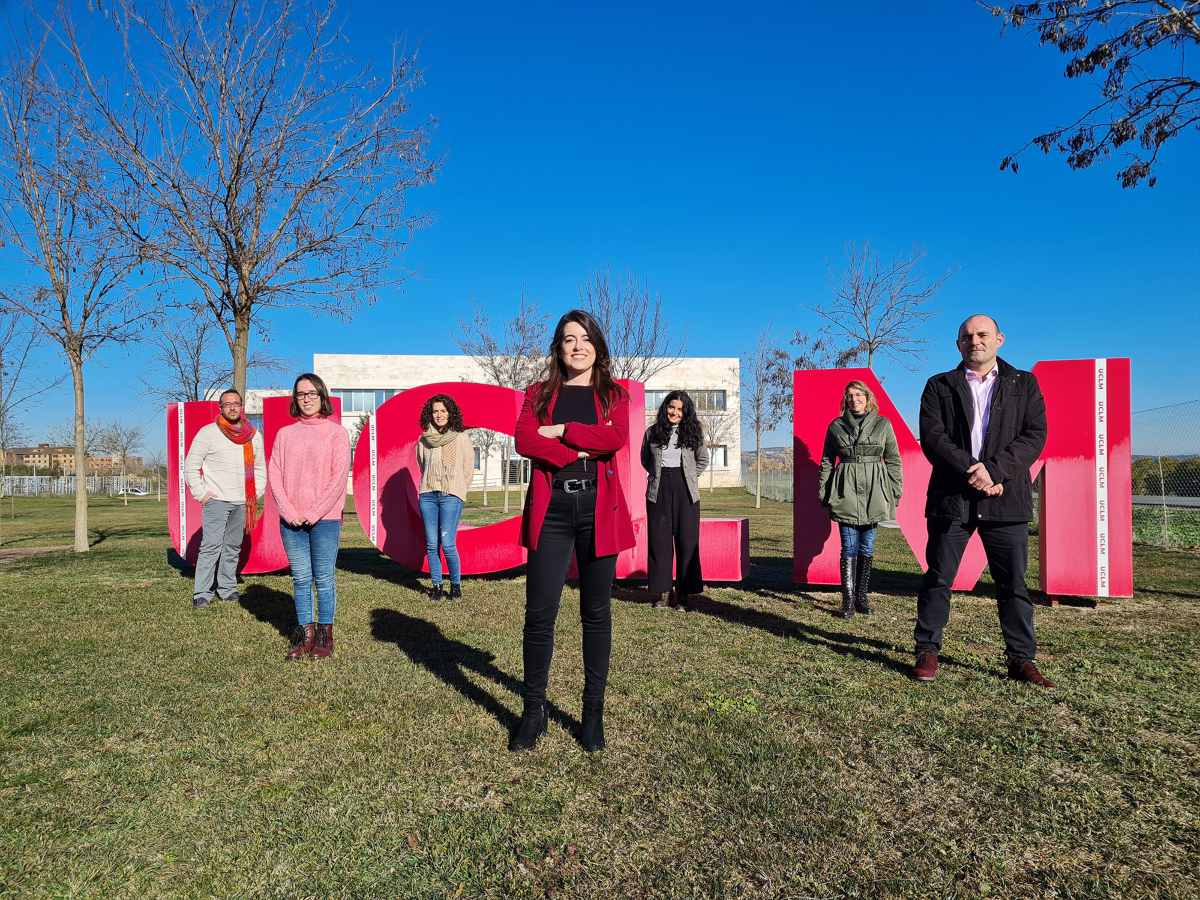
515,381,636,557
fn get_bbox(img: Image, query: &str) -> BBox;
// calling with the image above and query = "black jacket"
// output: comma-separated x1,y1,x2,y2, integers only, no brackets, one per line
919,357,1046,522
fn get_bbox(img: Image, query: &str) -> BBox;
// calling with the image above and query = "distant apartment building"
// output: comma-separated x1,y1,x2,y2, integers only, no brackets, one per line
243,355,742,491
3,443,142,475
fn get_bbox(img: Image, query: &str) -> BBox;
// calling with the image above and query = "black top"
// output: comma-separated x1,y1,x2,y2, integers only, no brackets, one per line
918,357,1047,523
553,384,597,479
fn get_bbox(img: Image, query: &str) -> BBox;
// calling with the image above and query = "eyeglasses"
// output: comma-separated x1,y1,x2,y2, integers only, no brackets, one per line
295,391,321,400
220,402,242,409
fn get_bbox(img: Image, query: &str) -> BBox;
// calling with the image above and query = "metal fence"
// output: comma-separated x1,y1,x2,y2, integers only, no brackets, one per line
741,454,794,503
1,475,151,497
1132,400,1200,550
744,399,1200,551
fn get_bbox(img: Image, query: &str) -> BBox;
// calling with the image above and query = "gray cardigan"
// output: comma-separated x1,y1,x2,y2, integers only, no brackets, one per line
641,427,710,504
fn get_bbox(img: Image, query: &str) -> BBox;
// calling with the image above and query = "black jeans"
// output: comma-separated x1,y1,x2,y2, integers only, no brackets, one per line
523,486,618,707
915,517,1036,662
647,467,703,595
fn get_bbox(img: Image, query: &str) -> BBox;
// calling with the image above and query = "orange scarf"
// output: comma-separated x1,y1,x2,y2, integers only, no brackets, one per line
215,414,259,532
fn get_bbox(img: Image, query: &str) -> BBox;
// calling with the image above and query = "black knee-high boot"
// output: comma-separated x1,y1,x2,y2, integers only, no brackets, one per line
854,555,874,614
839,555,857,619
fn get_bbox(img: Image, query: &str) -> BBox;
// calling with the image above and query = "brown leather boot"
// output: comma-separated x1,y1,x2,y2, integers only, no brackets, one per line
913,650,939,682
285,624,315,661
311,623,335,659
1007,659,1054,689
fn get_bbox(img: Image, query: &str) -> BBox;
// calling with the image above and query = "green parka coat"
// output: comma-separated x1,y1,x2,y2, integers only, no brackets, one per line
817,410,903,526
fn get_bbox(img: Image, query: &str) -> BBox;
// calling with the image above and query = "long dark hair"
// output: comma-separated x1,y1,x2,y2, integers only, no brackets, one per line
289,373,333,418
419,394,465,433
648,390,704,450
535,309,625,419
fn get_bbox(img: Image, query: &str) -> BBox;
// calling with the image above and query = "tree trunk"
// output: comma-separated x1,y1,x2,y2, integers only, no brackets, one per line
481,451,490,507
501,444,510,514
709,448,716,493
69,353,89,552
232,308,251,399
121,457,128,506
754,425,762,509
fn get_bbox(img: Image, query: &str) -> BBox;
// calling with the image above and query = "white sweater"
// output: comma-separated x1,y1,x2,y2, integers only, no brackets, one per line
185,422,266,503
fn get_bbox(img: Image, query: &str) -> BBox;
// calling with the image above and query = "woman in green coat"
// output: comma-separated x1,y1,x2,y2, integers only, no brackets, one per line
817,380,903,618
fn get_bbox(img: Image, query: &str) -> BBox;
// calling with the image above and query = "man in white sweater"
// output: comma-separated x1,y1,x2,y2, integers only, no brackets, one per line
185,389,266,608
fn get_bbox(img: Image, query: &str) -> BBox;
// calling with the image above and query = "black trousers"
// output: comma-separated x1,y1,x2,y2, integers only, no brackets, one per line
523,486,617,707
647,467,703,596
915,517,1037,662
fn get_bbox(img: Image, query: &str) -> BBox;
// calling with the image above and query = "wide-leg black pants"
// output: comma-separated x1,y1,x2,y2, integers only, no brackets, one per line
914,517,1037,662
647,467,703,596
523,486,617,706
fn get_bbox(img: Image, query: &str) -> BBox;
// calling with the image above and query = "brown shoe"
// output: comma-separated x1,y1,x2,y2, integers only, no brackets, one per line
311,623,335,659
286,624,315,661
913,650,939,682
1008,660,1054,689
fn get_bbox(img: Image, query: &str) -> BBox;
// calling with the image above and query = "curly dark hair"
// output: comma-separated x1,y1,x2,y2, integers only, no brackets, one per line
648,390,703,451
419,394,465,433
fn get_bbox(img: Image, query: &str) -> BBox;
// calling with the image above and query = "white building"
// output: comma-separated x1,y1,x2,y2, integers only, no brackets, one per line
247,354,742,491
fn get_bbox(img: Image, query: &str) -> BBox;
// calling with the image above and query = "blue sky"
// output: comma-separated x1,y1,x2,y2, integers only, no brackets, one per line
5,0,1197,454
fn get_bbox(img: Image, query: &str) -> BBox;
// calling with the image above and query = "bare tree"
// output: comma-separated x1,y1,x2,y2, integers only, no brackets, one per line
141,310,285,405
46,422,103,460
812,243,948,370
145,451,166,502
63,0,438,398
0,34,149,552
469,428,499,507
698,408,739,494
579,271,686,383
1,311,60,479
742,332,791,509
95,421,145,505
986,1,1200,188
457,298,548,513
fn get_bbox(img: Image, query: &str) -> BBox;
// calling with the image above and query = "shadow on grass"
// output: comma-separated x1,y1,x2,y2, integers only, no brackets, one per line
240,583,295,638
338,547,518,590
687,594,989,678
369,608,579,737
90,525,166,547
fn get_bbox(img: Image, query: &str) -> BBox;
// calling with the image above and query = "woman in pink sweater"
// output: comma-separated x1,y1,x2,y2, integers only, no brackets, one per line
269,373,350,661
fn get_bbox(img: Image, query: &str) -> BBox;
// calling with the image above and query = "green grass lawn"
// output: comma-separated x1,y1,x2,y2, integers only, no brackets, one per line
1,492,1198,898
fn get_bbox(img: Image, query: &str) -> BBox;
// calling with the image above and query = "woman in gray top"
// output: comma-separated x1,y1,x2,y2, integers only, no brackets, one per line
817,380,903,619
641,391,710,610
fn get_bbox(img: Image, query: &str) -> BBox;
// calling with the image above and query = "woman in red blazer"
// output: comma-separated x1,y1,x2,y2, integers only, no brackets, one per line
510,309,635,753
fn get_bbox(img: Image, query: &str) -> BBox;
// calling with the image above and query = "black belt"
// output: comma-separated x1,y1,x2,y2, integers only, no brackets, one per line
553,478,596,493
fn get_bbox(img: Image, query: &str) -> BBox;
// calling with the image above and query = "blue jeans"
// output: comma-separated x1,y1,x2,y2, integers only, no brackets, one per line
280,518,341,625
419,491,464,585
838,524,877,559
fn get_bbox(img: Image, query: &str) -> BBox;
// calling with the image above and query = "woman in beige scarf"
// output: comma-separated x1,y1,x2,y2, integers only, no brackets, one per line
416,394,475,599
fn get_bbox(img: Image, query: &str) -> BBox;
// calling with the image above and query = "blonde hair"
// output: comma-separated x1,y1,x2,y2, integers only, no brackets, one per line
840,380,878,414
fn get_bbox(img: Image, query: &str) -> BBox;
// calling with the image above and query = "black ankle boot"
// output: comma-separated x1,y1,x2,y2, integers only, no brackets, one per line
580,702,605,752
428,582,444,601
508,701,547,752
839,555,857,619
854,555,874,614
449,583,462,600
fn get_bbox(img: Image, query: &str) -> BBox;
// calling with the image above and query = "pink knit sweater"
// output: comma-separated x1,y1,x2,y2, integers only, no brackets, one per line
268,416,351,524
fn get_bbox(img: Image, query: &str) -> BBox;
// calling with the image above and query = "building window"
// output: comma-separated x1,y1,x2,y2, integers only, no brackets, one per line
645,389,670,411
473,448,481,471
709,445,729,468
692,390,727,412
330,389,397,414
644,389,727,412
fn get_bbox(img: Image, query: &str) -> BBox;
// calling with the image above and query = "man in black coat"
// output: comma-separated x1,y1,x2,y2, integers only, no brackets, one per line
913,314,1054,688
